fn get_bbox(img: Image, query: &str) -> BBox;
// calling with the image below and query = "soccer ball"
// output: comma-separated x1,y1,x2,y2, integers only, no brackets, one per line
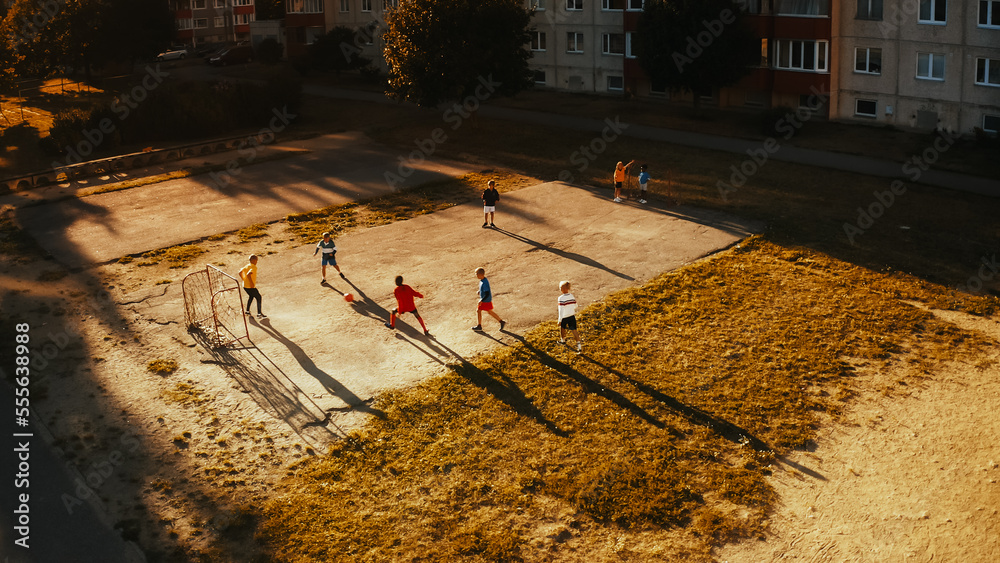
344,293,354,302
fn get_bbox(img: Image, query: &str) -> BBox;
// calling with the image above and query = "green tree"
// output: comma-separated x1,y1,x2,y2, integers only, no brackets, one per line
635,0,758,107
382,0,533,107
308,26,373,74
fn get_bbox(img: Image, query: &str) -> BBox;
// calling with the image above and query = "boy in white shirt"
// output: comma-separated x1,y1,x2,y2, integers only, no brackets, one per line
558,280,583,352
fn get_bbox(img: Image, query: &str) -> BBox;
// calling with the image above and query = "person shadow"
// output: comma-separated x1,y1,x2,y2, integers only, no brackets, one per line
251,316,384,418
490,227,635,281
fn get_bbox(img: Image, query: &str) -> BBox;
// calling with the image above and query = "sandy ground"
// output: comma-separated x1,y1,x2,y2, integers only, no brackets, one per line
716,306,1000,562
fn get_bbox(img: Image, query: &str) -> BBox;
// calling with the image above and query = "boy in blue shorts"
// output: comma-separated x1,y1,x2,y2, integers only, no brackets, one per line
313,232,345,283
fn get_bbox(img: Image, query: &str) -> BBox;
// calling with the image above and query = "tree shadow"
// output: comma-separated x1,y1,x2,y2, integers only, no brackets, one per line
251,317,384,419
491,226,635,281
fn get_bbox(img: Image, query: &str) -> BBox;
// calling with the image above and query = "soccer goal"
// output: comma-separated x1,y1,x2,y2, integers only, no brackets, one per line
182,265,250,347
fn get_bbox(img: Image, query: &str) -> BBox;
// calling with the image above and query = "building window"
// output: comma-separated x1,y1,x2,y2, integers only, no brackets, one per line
774,39,828,72
361,0,372,12
918,0,946,23
602,33,625,55
775,0,830,16
857,0,882,19
602,0,623,9
855,47,881,74
627,0,643,10
233,0,253,5
916,52,945,80
977,58,1000,86
233,13,254,24
625,32,636,58
855,99,877,117
287,0,323,13
566,0,583,10
178,18,193,30
532,0,546,11
214,16,224,26
759,38,768,66
980,1,1000,27
984,114,1000,133
530,31,546,51
383,0,398,9
567,32,583,53
193,0,206,8
340,0,349,10
534,70,546,84
215,0,225,7
194,18,208,28
607,76,624,91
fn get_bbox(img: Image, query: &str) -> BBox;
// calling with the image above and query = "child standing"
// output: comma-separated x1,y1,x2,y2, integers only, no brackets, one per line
239,254,265,319
637,164,650,204
558,281,582,352
482,180,500,228
472,267,506,332
613,160,635,203
385,275,430,336
313,231,344,283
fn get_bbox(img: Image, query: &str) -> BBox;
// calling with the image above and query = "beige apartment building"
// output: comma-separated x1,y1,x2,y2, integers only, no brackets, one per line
831,0,1000,134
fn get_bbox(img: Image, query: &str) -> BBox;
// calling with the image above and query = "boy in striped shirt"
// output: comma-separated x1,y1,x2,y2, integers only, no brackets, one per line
558,281,582,352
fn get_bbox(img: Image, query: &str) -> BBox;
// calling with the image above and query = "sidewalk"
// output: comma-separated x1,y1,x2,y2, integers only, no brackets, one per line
304,85,1000,198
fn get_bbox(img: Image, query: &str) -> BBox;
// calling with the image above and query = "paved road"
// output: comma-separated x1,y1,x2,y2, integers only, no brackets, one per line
16,133,476,268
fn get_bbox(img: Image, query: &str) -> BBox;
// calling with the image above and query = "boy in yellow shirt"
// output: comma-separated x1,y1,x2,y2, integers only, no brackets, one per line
239,255,265,318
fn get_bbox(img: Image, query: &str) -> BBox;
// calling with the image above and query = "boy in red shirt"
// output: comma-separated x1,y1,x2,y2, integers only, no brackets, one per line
385,275,430,336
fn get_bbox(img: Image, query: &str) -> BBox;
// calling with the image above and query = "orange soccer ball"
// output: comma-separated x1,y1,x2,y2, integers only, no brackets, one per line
344,293,354,302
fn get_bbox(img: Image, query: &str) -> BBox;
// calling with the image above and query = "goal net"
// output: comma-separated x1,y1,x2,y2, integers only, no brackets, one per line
182,265,249,347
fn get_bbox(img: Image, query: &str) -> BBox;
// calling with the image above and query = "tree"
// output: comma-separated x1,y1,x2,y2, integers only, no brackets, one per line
255,0,285,20
308,26,373,74
635,0,758,107
382,0,533,107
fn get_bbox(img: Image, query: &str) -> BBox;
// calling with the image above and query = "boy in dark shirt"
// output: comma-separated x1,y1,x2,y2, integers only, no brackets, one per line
482,180,500,228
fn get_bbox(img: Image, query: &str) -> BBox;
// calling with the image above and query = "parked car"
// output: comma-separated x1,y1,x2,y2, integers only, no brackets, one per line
208,46,254,66
156,47,188,61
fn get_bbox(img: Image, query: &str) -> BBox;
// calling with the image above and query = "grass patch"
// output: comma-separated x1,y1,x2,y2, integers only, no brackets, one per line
147,359,179,375
236,223,269,242
163,380,213,407
253,239,990,562
139,244,206,268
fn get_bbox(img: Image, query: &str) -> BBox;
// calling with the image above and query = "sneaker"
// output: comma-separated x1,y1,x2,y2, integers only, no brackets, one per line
424,330,431,336
321,278,326,284
245,310,251,316
576,342,582,352
490,223,496,228
613,197,622,202
499,320,506,331
559,339,566,344
384,322,395,330
471,325,483,331
257,313,267,319
339,272,346,279
639,199,647,204
482,222,489,228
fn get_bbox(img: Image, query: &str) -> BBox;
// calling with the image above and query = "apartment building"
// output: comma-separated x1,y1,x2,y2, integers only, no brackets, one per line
284,0,394,60
831,0,1000,134
171,0,257,47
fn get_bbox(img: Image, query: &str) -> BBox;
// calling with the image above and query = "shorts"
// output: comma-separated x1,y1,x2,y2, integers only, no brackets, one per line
322,254,337,266
483,206,496,213
560,316,577,331
477,301,494,311
639,183,648,191
394,307,419,317
614,181,623,189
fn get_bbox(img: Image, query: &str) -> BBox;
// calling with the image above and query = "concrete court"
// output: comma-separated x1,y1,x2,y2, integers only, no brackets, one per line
133,181,762,420
16,132,476,268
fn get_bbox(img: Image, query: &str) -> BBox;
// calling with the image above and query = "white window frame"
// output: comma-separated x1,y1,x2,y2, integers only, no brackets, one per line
916,52,945,81
233,0,253,5
984,114,1000,133
530,31,546,51
214,16,224,27
178,18,193,30
532,0,546,11
287,0,323,13
980,1,1000,27
625,32,636,58
567,32,583,53
361,0,371,11
918,0,946,24
602,33,625,55
566,0,583,10
233,12,254,24
854,47,881,74
601,0,623,10
340,0,349,10
855,99,877,117
607,75,624,91
773,39,829,72
382,0,397,9
976,58,1000,86
627,0,643,10
193,18,208,28
192,0,206,9
214,0,226,7
533,69,546,84
775,0,830,16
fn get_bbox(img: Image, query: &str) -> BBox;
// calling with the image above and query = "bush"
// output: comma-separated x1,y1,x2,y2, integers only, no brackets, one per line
760,106,795,138
257,38,284,64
